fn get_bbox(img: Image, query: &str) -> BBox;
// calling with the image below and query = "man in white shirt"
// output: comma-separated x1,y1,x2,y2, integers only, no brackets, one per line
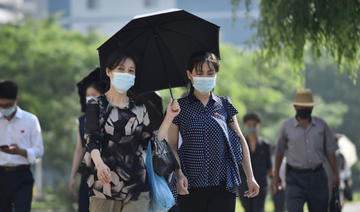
0,80,44,212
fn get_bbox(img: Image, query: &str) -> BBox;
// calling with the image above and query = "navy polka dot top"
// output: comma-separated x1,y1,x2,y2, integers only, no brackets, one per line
171,92,243,195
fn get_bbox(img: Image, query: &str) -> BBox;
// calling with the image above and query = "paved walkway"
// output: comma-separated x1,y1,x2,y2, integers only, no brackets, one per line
343,202,360,212
33,202,360,212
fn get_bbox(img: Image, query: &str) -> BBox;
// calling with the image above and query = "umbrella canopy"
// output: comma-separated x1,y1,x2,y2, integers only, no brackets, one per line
337,134,358,167
76,67,107,113
97,9,220,95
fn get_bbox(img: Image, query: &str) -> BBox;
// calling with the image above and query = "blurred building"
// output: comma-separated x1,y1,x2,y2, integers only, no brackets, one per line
1,0,256,44
0,0,38,24
46,0,176,34
178,0,257,45
38,0,256,45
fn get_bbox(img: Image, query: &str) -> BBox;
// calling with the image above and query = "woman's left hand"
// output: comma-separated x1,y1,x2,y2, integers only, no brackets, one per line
244,178,260,198
166,99,181,119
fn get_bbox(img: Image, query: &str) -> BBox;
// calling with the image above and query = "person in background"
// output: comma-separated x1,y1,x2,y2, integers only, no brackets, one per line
272,88,339,212
324,134,353,208
334,135,353,204
239,113,272,212
0,80,44,212
69,68,105,212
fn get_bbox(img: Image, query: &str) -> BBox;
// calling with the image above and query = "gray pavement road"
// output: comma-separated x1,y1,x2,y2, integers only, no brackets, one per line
343,202,360,212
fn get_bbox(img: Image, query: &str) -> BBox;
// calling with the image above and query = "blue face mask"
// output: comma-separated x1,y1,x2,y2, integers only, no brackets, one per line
245,126,258,135
111,72,135,94
0,105,16,117
192,76,216,94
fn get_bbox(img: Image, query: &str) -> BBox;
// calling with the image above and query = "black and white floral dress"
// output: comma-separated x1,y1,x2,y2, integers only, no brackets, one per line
83,95,154,203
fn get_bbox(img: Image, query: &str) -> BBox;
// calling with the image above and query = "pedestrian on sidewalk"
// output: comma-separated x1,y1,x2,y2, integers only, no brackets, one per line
272,88,340,212
168,51,259,212
0,80,44,212
239,113,272,212
83,51,180,212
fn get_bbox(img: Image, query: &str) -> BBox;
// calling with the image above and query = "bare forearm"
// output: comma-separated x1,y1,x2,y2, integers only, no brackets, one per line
240,137,255,180
168,138,182,177
274,155,284,176
167,124,183,178
170,144,183,177
229,118,254,180
327,153,338,175
157,115,173,141
70,146,85,178
90,149,103,167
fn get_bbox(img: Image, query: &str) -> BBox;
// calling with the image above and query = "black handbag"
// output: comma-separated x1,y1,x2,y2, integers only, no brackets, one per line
344,180,353,201
152,139,180,177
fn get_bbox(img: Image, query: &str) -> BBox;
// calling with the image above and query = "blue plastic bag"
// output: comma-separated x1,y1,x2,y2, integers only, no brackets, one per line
146,141,175,212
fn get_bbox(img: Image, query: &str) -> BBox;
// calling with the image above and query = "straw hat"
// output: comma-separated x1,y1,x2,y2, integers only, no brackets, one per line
293,88,316,107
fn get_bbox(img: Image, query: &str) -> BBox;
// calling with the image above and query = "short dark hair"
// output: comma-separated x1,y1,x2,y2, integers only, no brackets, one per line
187,51,219,74
0,80,18,100
243,113,261,123
88,81,104,94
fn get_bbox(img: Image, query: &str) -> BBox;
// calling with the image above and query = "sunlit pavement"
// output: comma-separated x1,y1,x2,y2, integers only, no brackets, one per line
343,202,360,212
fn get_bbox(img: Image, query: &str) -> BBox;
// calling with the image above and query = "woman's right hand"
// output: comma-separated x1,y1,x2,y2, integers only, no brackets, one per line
176,171,189,195
68,176,77,197
95,161,111,185
166,99,181,119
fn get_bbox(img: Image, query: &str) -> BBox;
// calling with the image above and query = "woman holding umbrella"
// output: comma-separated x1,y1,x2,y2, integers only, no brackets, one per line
84,51,180,212
168,51,260,212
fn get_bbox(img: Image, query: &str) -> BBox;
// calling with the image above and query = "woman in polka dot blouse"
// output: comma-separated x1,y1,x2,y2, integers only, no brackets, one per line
168,51,260,212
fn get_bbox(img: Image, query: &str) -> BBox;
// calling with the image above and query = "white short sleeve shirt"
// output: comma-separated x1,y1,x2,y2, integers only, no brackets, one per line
0,106,44,166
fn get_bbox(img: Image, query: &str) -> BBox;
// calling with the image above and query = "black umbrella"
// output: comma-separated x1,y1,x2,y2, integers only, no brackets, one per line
76,67,107,113
97,9,220,97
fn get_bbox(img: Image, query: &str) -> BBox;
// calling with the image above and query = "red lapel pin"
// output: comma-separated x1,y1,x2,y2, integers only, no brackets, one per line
20,130,25,134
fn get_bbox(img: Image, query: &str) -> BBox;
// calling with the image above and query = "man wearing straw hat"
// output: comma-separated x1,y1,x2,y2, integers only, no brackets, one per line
272,89,339,212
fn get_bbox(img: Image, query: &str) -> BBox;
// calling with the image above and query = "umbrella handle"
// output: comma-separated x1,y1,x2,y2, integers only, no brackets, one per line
169,86,174,99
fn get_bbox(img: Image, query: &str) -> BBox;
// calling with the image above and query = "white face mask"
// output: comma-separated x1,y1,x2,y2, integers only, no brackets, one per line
192,76,216,94
86,96,96,103
111,72,135,94
0,105,16,117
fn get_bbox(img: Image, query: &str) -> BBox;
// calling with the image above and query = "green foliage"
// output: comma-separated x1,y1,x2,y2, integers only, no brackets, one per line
0,17,105,172
231,0,360,79
32,181,78,211
0,17,105,210
312,96,348,128
306,55,360,140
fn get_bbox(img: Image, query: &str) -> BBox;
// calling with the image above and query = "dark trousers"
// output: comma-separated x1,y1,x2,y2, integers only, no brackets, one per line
0,167,34,212
178,185,236,212
239,187,267,212
286,167,329,212
78,176,90,212
272,189,285,212
168,205,180,212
